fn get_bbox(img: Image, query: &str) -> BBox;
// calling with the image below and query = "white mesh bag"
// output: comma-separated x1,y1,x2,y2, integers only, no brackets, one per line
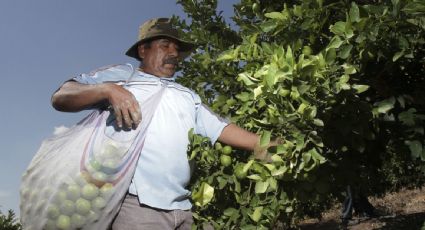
20,68,165,230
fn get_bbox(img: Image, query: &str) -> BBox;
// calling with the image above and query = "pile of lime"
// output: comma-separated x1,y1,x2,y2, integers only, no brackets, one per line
42,173,115,230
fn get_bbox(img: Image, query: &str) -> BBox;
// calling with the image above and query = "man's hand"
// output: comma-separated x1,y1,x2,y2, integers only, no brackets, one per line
52,81,141,129
253,138,284,162
104,83,141,129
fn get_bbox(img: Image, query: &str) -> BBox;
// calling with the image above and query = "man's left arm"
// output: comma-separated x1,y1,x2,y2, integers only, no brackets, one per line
195,103,280,160
217,124,259,151
217,124,282,161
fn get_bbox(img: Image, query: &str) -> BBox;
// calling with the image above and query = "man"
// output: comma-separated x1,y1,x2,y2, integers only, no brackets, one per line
52,18,268,229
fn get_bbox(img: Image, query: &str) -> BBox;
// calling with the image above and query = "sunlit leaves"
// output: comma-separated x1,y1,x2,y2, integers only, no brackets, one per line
192,182,214,207
177,0,425,228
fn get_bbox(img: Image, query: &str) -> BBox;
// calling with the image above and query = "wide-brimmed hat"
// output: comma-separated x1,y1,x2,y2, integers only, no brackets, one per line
125,18,195,61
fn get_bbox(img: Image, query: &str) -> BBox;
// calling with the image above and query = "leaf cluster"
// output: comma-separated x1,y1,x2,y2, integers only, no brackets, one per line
175,0,425,228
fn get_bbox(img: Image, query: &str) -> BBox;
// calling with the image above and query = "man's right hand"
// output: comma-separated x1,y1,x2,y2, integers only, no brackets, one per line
103,83,141,129
52,81,141,129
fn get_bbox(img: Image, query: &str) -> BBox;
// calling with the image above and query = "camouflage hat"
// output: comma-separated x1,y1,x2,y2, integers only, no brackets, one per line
125,18,195,61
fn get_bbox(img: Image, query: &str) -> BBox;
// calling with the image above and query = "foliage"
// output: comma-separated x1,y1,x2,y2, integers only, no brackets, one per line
0,209,22,230
174,0,425,228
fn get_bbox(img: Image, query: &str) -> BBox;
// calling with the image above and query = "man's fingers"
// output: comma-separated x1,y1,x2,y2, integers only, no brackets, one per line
121,109,133,129
129,101,142,126
113,106,123,128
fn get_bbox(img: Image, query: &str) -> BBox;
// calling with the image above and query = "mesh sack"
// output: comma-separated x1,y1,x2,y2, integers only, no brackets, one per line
20,77,165,230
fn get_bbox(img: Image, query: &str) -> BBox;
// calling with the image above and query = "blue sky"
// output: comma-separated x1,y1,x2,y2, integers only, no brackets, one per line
0,0,237,215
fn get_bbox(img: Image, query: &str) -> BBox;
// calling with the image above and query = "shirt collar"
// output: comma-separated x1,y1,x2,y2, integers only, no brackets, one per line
137,70,176,82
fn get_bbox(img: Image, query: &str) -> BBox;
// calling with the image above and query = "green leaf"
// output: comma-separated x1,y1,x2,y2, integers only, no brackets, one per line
375,97,396,114
253,85,263,99
272,166,288,176
402,2,425,15
398,108,416,126
406,140,423,159
238,72,255,86
243,160,255,173
217,49,236,62
339,74,350,84
271,154,284,163
350,2,360,22
236,92,251,102
392,50,405,62
297,103,308,114
296,134,306,152
302,151,312,164
247,174,262,180
325,48,337,63
265,12,286,20
339,44,353,59
285,206,293,213
249,207,263,222
327,36,344,50
255,181,269,194
352,84,370,93
261,20,278,32
330,22,346,35
224,208,238,217
343,64,357,75
309,148,326,164
192,182,214,207
265,71,277,88
313,119,324,126
260,130,271,147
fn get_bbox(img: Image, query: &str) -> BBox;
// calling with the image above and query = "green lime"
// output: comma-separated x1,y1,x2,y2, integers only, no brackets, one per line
302,46,312,56
81,184,99,200
56,215,71,230
222,146,232,155
214,142,222,150
71,213,86,228
75,198,91,215
59,200,75,215
220,155,232,167
234,164,247,179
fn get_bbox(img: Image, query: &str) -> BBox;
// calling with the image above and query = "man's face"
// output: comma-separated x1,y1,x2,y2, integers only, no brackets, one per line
138,38,180,77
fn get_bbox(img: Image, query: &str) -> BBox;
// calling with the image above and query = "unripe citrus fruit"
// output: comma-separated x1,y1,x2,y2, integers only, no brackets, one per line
302,46,312,56
220,155,232,167
71,213,86,228
234,164,247,179
214,142,222,150
75,198,91,215
222,146,232,155
92,196,106,210
56,215,71,229
59,200,75,215
47,204,60,219
81,184,99,200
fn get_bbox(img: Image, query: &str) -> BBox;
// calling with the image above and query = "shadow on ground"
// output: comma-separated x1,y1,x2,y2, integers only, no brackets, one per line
378,212,425,230
299,212,425,230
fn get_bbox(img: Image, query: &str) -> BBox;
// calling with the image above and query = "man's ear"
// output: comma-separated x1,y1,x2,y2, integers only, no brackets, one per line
137,44,145,60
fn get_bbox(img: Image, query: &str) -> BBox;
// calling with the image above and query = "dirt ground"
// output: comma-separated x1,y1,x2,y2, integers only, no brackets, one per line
298,186,425,230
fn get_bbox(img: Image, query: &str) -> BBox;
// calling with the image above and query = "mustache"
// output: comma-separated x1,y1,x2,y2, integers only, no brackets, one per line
163,57,179,65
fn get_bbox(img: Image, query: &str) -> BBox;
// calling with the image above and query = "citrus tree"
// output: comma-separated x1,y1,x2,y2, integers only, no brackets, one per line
174,0,425,228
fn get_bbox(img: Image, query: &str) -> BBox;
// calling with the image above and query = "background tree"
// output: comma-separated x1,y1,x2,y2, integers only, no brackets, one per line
174,0,425,228
0,209,22,230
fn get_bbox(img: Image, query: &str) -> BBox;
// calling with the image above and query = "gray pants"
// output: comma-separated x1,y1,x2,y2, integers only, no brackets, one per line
111,194,193,230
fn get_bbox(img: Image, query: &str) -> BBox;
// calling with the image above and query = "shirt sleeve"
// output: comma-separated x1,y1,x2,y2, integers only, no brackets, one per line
195,103,230,144
72,64,135,85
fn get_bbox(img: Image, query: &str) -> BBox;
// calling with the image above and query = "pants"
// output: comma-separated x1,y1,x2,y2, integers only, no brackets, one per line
111,194,193,230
